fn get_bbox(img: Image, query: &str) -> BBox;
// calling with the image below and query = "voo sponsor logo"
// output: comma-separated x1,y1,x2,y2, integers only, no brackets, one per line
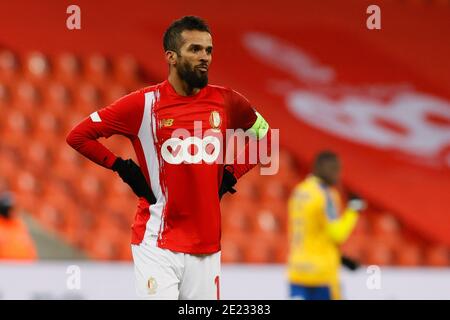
161,135,221,164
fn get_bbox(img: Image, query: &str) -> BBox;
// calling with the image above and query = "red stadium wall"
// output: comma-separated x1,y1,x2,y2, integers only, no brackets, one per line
1,0,449,248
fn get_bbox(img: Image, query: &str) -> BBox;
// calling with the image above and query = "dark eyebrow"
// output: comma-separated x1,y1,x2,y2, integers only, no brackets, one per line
188,44,202,49
188,44,213,51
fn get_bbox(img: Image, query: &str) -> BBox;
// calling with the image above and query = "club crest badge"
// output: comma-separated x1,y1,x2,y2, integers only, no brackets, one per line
147,277,158,295
209,111,221,132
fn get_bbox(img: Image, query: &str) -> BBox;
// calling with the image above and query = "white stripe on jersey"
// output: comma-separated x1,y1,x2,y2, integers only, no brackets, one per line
139,91,166,246
90,111,101,122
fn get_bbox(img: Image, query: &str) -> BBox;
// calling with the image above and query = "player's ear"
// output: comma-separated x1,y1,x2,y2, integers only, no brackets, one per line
165,51,177,66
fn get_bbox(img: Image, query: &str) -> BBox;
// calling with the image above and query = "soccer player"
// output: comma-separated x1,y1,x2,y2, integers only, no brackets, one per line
0,192,37,260
287,151,364,300
66,16,270,299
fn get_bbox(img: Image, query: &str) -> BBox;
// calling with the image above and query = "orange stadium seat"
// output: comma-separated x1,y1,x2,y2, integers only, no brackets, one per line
341,235,367,262
52,143,84,181
424,245,450,267
0,83,11,108
34,110,61,135
13,171,40,198
3,109,33,139
258,200,287,227
259,175,291,204
394,242,424,266
351,212,370,236
77,173,104,200
365,211,405,256
274,235,289,263
242,235,278,263
22,52,51,83
22,140,53,175
61,110,87,134
0,49,20,81
117,240,133,261
371,212,401,236
273,149,303,182
35,202,66,234
221,236,245,263
73,82,104,112
53,53,83,84
87,221,127,260
84,54,112,86
104,84,129,105
113,55,142,88
222,200,254,234
11,80,43,118
42,81,73,114
364,239,395,265
253,207,285,237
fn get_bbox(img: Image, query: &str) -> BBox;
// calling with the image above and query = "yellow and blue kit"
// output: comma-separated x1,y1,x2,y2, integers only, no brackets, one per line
287,175,359,300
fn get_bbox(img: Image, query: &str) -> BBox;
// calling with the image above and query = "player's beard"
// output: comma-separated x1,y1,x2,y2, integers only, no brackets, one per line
176,59,208,90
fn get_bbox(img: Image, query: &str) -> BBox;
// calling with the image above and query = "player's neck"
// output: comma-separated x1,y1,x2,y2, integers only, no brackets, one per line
168,73,200,97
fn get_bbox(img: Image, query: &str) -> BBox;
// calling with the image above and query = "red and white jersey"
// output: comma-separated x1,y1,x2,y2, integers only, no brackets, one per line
67,80,257,254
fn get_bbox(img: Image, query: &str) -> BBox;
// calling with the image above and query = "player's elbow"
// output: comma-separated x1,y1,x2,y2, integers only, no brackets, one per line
66,130,75,148
66,127,82,150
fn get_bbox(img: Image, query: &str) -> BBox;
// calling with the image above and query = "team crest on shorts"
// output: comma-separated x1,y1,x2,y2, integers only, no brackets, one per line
209,111,221,132
147,277,158,295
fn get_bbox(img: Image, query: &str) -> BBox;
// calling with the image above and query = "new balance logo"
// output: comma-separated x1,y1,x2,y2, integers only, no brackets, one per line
160,119,174,127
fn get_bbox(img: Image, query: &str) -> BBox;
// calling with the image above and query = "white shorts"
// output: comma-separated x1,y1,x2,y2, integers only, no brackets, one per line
131,243,221,300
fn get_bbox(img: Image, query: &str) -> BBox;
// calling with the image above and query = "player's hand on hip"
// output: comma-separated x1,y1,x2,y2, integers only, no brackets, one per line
219,165,237,200
112,157,156,204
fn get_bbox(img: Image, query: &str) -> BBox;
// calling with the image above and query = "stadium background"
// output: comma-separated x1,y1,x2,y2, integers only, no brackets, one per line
0,0,449,299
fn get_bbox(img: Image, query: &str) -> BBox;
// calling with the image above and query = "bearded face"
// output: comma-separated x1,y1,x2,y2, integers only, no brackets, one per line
175,55,209,89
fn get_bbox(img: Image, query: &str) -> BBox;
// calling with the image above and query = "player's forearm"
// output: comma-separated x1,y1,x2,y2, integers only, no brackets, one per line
232,132,270,179
326,208,359,244
66,119,118,169
231,113,271,179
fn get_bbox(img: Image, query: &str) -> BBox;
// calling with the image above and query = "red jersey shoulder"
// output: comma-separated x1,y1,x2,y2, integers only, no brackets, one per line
207,84,233,98
139,83,161,95
207,84,250,107
207,84,256,130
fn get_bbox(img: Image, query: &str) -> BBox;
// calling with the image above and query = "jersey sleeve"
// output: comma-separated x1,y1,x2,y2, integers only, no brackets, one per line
66,90,145,169
223,88,271,179
324,188,359,244
226,89,257,130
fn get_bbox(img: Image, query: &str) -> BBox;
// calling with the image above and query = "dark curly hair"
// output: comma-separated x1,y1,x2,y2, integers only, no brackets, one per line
163,16,211,54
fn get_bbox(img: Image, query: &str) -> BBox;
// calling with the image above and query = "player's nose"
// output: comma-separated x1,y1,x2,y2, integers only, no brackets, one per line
199,50,210,61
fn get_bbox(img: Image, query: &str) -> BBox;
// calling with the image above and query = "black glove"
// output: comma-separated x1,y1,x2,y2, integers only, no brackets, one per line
112,157,156,204
219,165,237,200
341,255,361,271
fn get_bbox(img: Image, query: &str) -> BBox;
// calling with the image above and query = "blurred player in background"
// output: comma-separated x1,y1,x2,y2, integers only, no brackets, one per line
287,151,365,300
66,16,271,299
0,191,37,260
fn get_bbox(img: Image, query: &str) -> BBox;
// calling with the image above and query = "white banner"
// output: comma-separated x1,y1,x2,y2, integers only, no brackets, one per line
0,262,449,300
